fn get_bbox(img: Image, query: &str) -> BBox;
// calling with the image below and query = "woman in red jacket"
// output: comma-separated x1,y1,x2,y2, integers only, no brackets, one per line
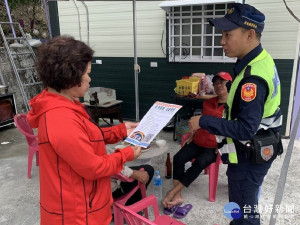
27,36,141,225
162,72,232,209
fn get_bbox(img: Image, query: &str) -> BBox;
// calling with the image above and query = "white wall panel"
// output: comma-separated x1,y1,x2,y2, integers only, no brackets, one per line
247,0,300,59
57,1,166,57
57,0,300,59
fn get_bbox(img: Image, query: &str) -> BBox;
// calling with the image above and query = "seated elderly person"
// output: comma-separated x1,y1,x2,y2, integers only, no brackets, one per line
84,102,154,206
111,164,154,205
162,72,232,210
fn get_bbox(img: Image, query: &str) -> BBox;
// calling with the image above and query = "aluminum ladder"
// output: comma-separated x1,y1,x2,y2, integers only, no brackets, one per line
0,62,5,85
0,22,42,112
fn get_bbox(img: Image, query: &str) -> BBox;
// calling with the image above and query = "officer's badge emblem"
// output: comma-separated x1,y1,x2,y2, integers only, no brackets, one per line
241,83,257,102
260,145,274,161
227,8,234,14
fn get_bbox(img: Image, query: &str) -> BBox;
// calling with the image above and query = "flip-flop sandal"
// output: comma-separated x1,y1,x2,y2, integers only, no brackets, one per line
173,204,193,219
163,205,179,215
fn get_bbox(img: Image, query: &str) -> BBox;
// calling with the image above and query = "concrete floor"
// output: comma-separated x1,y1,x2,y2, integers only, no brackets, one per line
0,124,299,225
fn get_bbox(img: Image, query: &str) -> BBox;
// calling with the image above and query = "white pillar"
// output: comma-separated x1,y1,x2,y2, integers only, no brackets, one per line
286,23,300,138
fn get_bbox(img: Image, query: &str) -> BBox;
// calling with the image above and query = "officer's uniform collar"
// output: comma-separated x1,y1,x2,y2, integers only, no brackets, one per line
233,44,263,77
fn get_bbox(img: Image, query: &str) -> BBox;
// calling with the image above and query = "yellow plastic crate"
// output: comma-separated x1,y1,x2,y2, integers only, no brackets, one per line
175,77,199,95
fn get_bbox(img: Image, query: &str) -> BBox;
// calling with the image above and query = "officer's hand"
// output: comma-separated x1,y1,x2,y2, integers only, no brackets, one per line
132,145,142,160
189,116,201,133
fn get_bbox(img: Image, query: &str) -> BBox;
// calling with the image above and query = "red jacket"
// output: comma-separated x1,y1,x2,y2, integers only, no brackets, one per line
193,97,224,148
27,89,134,225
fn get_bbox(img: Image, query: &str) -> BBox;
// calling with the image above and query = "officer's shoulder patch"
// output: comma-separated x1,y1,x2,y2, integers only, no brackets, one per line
241,83,257,102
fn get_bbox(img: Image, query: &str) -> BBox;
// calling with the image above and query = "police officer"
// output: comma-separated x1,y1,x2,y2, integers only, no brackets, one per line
189,3,282,225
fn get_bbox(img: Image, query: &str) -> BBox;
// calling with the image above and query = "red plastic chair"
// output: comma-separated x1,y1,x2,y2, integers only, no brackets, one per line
14,113,39,179
114,195,186,225
112,168,149,225
181,132,222,202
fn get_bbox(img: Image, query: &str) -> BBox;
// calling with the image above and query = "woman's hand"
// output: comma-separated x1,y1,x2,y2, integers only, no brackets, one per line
125,122,139,136
189,116,201,133
130,170,149,184
131,145,142,160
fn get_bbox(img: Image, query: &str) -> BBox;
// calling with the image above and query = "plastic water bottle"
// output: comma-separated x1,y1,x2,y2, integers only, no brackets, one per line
153,170,162,200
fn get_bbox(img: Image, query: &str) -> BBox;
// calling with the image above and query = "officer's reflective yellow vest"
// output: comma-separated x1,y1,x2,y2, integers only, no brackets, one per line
226,49,281,164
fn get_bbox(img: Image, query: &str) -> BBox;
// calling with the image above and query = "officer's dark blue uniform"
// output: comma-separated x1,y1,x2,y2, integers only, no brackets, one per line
200,44,281,225
193,3,282,225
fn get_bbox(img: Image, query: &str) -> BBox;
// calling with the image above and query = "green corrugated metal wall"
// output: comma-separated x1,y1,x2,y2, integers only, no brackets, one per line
91,57,293,133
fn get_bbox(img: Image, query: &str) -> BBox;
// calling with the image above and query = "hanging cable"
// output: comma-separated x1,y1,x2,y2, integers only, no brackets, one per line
161,21,166,55
282,0,300,23
72,0,82,41
80,0,89,45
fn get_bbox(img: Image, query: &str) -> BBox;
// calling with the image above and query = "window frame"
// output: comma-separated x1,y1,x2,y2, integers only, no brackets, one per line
166,3,237,63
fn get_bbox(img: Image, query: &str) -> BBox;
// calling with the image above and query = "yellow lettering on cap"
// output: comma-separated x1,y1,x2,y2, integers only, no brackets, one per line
227,8,234,14
244,21,257,29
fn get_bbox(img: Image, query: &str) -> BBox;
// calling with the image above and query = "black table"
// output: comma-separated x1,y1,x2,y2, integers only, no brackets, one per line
83,102,123,125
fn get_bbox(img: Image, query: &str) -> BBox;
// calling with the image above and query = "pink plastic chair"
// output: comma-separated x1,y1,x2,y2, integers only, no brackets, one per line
114,195,186,225
112,168,148,225
14,113,39,179
181,132,222,202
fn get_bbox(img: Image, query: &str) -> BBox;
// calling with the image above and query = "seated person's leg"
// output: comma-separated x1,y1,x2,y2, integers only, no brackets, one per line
173,142,201,181
126,165,154,205
180,147,217,187
112,187,125,200
128,165,154,187
116,165,154,205
163,142,201,208
163,181,185,208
